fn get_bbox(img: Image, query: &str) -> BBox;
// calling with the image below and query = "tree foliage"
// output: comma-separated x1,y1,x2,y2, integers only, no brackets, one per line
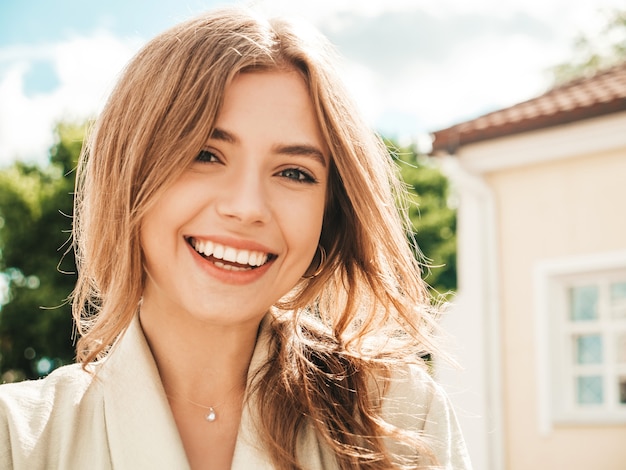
550,8,626,85
0,123,82,381
386,139,457,298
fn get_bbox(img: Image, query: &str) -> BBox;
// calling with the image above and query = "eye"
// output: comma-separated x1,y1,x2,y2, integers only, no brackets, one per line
278,168,317,183
195,149,220,163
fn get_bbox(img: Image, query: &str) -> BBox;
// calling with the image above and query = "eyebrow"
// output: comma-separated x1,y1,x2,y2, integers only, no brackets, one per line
272,144,327,168
209,127,327,168
210,127,238,144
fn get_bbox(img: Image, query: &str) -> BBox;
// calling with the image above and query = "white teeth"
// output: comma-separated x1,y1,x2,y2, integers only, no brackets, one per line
213,244,224,259
236,250,249,264
223,247,238,263
248,252,258,266
214,261,249,271
191,239,269,267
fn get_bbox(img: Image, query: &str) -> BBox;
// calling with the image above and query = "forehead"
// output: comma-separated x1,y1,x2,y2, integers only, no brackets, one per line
220,70,312,117
212,70,329,158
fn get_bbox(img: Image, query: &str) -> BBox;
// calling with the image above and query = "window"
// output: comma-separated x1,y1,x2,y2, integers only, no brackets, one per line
558,276,626,413
535,252,626,430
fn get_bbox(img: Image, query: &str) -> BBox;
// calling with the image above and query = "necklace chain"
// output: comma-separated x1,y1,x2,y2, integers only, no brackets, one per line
166,386,244,423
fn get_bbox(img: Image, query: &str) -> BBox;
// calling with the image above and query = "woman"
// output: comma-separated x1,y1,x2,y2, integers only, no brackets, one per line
0,8,471,470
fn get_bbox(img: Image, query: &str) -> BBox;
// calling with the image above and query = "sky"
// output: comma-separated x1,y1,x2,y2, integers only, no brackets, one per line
0,0,623,164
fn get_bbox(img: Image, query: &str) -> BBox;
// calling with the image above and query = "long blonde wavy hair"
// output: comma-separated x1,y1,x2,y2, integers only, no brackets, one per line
73,8,442,469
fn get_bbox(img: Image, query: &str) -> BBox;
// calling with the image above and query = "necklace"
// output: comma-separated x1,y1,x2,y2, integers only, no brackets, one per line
166,388,244,423
167,393,222,422
205,407,217,422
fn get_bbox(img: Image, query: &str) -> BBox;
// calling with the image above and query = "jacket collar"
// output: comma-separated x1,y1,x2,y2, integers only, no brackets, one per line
98,313,276,469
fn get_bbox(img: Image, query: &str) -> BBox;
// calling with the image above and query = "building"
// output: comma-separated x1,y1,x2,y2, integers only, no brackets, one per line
431,63,626,469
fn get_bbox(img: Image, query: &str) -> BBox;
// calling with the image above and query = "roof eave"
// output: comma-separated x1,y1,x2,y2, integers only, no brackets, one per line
432,98,626,154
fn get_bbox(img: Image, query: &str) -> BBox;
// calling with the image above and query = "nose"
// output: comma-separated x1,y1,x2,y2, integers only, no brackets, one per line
214,168,271,225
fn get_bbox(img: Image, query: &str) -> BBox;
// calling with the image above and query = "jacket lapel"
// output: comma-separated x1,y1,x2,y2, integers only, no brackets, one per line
231,314,275,469
97,313,306,469
99,315,190,469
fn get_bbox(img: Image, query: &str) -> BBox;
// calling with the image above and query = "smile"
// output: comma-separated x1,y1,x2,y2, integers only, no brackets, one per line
187,237,274,271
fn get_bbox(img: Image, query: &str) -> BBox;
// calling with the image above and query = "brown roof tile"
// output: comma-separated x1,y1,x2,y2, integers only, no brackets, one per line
431,61,626,154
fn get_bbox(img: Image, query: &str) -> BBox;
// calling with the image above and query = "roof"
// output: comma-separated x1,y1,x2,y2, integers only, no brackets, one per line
431,61,626,154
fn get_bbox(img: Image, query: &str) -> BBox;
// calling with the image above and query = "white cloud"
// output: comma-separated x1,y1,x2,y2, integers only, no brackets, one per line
0,32,141,165
313,0,623,137
0,0,623,164
317,8,563,138
251,0,420,20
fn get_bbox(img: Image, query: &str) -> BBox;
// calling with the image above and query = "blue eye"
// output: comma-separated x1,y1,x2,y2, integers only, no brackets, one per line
279,168,316,183
195,150,219,163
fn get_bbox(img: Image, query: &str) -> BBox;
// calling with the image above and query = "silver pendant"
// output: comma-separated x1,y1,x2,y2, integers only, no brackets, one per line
205,407,217,422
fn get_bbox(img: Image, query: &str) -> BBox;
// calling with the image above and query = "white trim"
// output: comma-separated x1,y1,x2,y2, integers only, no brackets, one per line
534,250,626,433
437,156,505,470
482,174,504,470
534,267,553,435
535,251,626,277
452,111,626,173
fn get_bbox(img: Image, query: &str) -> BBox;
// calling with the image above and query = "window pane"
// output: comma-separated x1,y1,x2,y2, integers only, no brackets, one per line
619,376,626,405
611,282,626,319
577,376,604,405
617,333,626,364
570,286,599,321
575,334,603,364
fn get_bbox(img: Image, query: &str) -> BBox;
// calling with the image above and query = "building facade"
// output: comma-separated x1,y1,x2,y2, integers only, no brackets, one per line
431,63,626,470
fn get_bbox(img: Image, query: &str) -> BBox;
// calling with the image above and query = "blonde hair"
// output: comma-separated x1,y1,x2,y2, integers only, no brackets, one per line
73,8,441,469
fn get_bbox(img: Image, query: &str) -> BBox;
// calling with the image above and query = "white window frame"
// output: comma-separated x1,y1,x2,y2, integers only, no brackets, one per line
535,251,626,434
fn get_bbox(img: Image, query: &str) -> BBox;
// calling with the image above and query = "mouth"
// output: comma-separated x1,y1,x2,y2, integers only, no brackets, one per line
186,237,276,272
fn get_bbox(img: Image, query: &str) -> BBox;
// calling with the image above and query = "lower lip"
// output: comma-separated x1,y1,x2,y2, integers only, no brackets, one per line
186,242,274,285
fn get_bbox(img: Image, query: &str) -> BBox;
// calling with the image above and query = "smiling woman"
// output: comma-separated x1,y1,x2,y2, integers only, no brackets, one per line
0,7,471,470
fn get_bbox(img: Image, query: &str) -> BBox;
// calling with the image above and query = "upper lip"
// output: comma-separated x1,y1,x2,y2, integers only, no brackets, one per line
186,236,276,267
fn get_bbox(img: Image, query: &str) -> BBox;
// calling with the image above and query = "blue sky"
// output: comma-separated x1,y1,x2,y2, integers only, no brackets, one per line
0,0,218,45
0,0,623,163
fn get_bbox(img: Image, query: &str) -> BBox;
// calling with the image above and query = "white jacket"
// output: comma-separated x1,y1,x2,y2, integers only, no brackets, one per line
0,315,472,469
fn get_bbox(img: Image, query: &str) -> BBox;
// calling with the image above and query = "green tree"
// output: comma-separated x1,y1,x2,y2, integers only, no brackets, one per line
550,8,626,85
387,140,457,298
0,123,82,381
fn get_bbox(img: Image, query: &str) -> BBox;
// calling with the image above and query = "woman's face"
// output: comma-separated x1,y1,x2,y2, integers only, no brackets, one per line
140,70,329,327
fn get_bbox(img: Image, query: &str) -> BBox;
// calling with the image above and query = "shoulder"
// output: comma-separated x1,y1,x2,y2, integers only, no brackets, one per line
0,363,95,415
380,362,443,425
0,364,101,466
380,363,473,469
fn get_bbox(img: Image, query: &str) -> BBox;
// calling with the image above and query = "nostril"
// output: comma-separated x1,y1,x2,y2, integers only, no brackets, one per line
214,196,271,224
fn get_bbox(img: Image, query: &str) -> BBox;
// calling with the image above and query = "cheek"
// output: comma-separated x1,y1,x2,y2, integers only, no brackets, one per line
294,196,326,250
138,214,164,273
142,179,203,231
275,191,325,253
139,189,188,256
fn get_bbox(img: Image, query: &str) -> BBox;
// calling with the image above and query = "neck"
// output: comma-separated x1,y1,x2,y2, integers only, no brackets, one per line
138,304,262,405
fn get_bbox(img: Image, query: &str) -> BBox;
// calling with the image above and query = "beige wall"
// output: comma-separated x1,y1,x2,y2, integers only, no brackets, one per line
485,146,626,469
